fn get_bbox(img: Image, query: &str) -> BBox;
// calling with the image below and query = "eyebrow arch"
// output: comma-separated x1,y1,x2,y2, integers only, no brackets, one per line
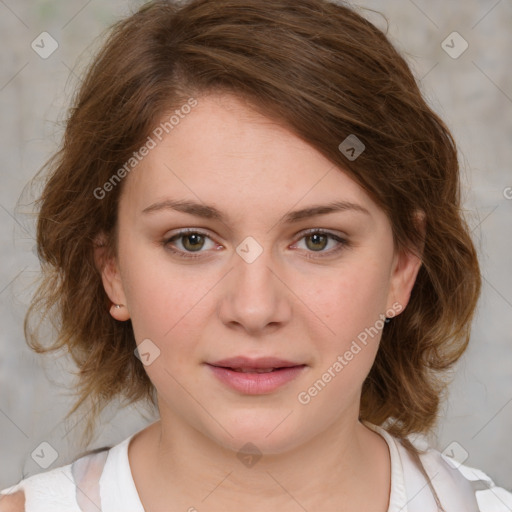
141,199,370,223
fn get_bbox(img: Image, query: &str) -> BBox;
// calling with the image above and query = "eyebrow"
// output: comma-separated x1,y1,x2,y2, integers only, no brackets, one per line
141,199,370,223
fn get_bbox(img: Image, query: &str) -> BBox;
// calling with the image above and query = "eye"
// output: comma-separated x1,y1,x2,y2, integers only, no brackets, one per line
163,229,220,259
292,229,348,258
162,228,349,260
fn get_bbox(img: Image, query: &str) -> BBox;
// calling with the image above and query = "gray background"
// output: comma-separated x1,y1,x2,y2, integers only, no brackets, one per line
1,0,511,493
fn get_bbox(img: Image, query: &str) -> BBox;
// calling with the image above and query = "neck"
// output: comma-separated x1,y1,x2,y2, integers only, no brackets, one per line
129,410,391,511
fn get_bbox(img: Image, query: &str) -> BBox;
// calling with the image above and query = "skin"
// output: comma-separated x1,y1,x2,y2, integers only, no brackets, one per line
97,93,423,511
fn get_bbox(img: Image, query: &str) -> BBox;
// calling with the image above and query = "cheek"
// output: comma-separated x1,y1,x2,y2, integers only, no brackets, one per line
118,236,227,372
297,253,391,402
297,266,388,412
306,256,391,341
125,270,212,351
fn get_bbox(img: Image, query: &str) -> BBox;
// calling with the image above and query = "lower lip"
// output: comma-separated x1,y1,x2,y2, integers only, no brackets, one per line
206,364,307,394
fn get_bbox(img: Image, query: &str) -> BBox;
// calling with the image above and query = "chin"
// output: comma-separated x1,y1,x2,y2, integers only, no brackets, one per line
204,411,307,455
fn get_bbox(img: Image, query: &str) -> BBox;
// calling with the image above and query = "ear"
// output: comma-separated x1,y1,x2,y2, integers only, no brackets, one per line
93,233,130,321
386,210,425,315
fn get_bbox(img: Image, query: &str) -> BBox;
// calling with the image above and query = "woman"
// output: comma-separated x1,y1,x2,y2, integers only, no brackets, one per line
2,0,511,510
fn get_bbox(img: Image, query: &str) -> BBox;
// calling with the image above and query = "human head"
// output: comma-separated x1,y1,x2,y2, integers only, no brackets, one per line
26,0,480,447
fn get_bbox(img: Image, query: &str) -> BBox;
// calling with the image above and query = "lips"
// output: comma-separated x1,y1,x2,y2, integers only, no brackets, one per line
230,367,277,373
209,356,303,371
205,356,307,394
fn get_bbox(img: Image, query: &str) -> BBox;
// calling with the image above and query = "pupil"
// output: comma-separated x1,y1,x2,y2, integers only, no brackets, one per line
307,234,327,251
184,234,204,251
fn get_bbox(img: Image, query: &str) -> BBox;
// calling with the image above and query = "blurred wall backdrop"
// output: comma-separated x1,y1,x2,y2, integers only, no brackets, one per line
0,0,511,492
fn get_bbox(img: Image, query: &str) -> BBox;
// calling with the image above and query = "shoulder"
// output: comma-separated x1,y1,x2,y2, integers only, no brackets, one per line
0,432,138,512
436,452,512,511
365,421,512,512
0,491,25,512
406,439,512,511
0,448,108,512
0,463,76,511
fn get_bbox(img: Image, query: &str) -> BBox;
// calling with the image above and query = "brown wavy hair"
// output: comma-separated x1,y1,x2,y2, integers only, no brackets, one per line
25,0,480,475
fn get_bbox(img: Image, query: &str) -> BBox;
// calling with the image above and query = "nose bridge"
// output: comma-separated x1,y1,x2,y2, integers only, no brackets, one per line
218,237,291,333
236,246,275,295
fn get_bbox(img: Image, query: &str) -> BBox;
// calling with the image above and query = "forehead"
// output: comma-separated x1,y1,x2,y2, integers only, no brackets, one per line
120,94,379,219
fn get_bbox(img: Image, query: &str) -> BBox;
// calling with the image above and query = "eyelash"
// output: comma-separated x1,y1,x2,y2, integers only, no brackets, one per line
162,228,349,260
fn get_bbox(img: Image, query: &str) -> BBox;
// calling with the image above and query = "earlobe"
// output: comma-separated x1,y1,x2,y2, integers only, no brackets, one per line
93,234,130,321
387,248,423,314
386,210,425,314
109,303,129,321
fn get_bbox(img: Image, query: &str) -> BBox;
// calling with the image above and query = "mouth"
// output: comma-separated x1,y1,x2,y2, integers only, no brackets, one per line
208,356,305,371
210,365,305,373
205,359,307,394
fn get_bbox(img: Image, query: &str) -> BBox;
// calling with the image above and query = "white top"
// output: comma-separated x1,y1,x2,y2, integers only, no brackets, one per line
2,421,512,511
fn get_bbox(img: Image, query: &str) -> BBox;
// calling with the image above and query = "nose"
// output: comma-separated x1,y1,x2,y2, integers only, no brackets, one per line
217,246,292,337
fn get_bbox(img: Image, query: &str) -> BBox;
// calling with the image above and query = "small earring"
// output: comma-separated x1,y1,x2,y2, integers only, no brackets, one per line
385,317,391,324
110,303,128,319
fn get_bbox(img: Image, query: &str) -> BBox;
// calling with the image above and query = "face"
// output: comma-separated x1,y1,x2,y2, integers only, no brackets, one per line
100,94,421,454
